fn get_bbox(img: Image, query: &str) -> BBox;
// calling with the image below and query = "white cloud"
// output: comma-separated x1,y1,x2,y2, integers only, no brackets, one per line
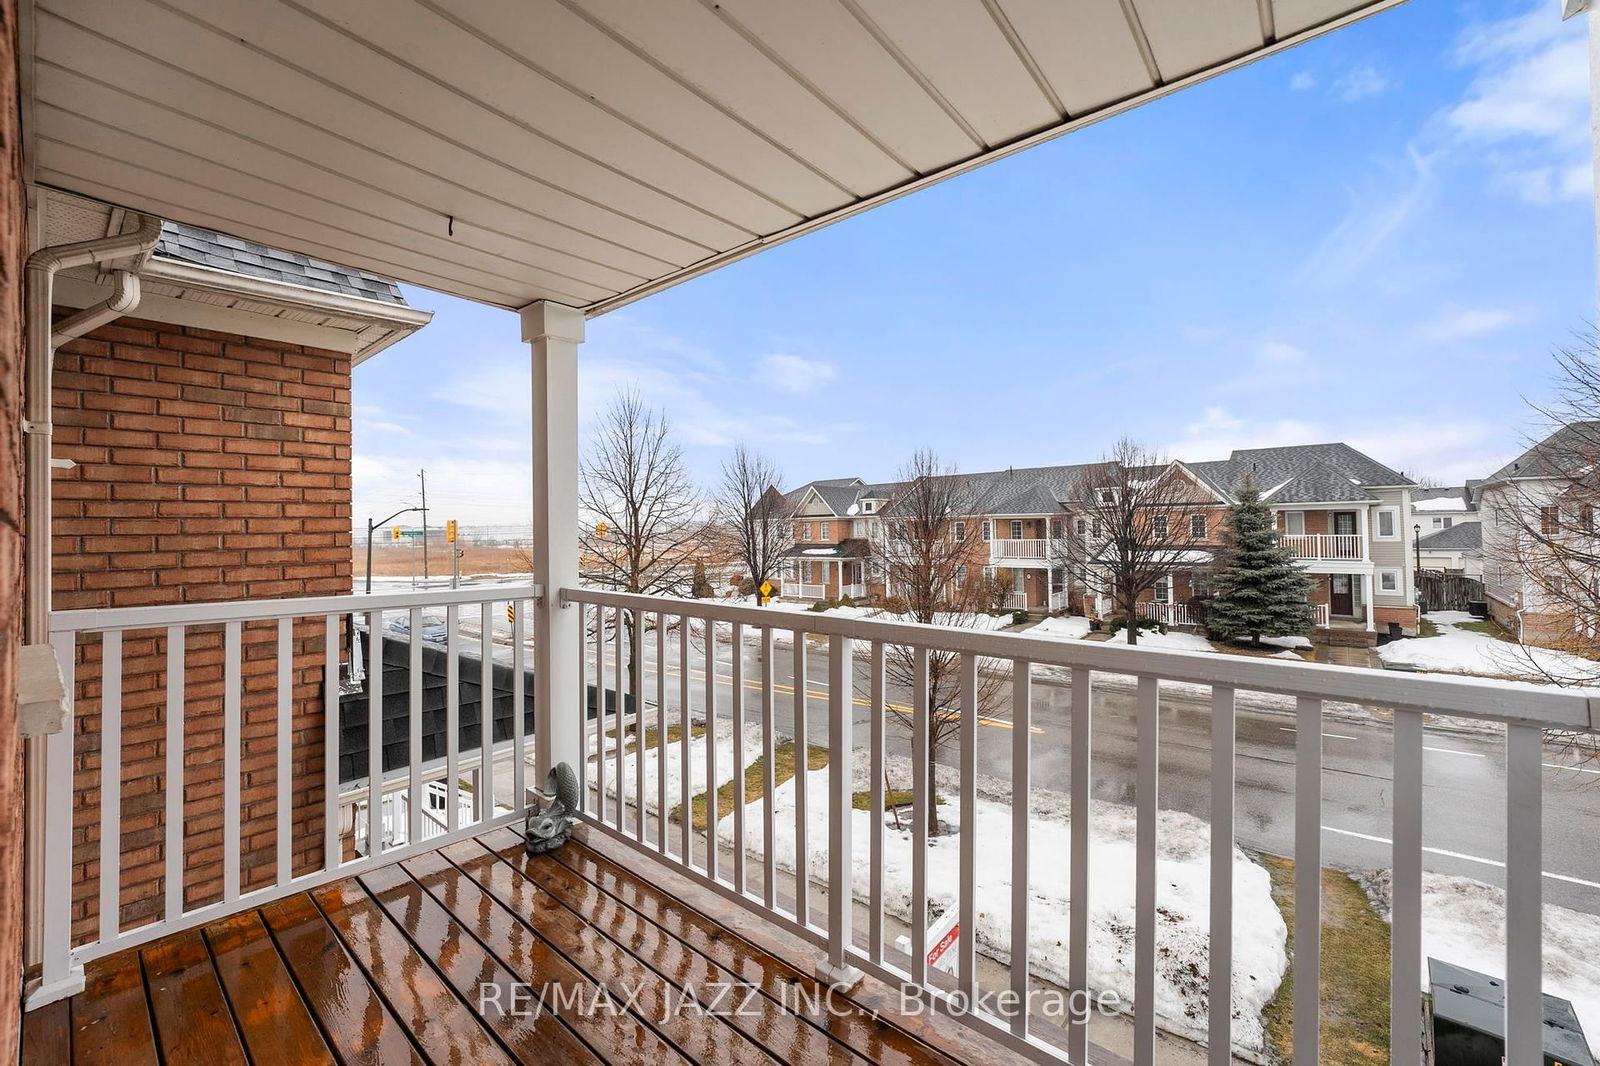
1289,71,1316,92
757,353,838,395
1416,304,1528,343
1447,4,1592,204
1258,340,1307,364
1332,64,1391,101
1297,146,1435,284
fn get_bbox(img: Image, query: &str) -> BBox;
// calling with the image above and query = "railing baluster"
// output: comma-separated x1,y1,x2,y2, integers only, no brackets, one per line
868,639,885,964
99,630,123,944
512,598,525,808
1294,696,1323,1065
731,621,746,893
364,612,381,862
635,610,647,844
406,608,423,848
679,614,691,865
40,630,76,994
612,605,625,832
480,601,494,821
958,652,978,1001
656,611,668,853
826,632,855,978
1010,659,1031,1037
793,630,809,924
762,626,777,910
1391,709,1423,1066
1134,675,1159,1065
165,626,185,922
224,621,243,900
1505,723,1543,1065
1068,666,1091,1065
910,645,929,986
705,615,718,881
580,603,593,817
277,617,294,886
322,615,338,872
446,604,460,832
1209,685,1236,1065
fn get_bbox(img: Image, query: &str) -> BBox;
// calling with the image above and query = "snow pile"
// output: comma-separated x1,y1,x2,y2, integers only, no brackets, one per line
1029,616,1090,641
720,751,1288,1053
1379,612,1600,683
1365,870,1600,1037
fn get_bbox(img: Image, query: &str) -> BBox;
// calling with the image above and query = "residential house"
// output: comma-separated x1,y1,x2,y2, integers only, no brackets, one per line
779,443,1420,639
1415,521,1483,577
1478,423,1600,640
1408,483,1479,538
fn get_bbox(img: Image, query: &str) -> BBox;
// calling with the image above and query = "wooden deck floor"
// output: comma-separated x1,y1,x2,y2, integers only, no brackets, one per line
22,825,1037,1066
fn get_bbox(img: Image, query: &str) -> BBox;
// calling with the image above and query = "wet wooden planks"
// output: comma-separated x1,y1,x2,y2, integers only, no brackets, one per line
22,828,997,1066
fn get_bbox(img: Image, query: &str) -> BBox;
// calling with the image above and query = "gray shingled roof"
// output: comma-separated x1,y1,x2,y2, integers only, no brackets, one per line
1265,461,1378,504
1412,485,1476,508
156,221,407,304
1417,521,1482,552
1186,443,1411,500
1485,422,1600,482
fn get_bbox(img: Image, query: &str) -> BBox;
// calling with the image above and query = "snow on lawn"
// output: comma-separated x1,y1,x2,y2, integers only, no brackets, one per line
1379,612,1600,683
1029,615,1090,641
593,719,766,819
718,750,1288,1054
1365,870,1600,1037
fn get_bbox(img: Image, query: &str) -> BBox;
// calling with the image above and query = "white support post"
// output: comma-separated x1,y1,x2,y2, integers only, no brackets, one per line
1364,573,1376,633
524,301,585,790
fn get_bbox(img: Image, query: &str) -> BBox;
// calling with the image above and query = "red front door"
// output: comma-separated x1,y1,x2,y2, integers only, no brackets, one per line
1330,574,1353,616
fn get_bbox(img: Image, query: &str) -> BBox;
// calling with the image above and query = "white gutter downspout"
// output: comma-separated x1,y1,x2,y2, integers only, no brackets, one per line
21,213,162,982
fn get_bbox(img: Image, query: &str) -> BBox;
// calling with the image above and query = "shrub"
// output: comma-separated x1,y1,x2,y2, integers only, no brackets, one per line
1011,609,1031,626
880,595,910,615
838,595,855,608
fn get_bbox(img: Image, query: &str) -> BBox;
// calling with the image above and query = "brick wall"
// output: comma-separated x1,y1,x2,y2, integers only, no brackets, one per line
51,318,352,942
1,0,26,1049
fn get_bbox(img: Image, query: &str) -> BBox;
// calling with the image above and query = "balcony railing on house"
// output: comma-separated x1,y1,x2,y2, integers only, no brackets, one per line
795,583,827,600
1313,602,1331,627
34,583,1596,1066
990,538,1050,562
1138,601,1192,627
1281,533,1365,561
1005,591,1029,611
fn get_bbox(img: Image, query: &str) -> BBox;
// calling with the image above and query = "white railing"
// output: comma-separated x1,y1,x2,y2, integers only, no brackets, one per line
1281,532,1365,561
797,583,827,600
31,583,541,1006
991,538,1049,561
1049,590,1069,612
1138,600,1191,626
1005,591,1029,610
560,586,1592,1066
1313,602,1330,627
841,583,867,600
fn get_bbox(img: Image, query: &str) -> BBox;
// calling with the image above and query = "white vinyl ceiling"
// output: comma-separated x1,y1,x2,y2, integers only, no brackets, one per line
22,0,1406,315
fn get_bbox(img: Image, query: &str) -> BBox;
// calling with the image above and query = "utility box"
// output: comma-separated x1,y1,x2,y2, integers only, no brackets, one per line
1428,958,1594,1066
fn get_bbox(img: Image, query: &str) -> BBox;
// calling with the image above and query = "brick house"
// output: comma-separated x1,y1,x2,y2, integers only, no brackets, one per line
38,191,430,950
776,442,1420,638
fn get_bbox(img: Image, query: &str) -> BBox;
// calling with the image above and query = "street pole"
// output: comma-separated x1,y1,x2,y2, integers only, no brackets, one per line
452,540,460,589
419,468,430,583
365,518,375,593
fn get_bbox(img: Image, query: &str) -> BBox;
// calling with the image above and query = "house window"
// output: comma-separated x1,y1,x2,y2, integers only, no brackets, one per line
1431,516,1453,530
1542,506,1561,535
1284,511,1306,536
1378,569,1401,594
1010,520,1024,540
1376,508,1398,539
1099,489,1115,504
1191,572,1211,598
863,501,875,513
1190,513,1206,539
1583,505,1595,533
1152,514,1169,539
819,521,830,540
954,521,966,542
1091,519,1102,538
954,564,967,589
800,523,811,542
1075,517,1087,536
981,520,992,541
1154,576,1172,603
1051,518,1065,538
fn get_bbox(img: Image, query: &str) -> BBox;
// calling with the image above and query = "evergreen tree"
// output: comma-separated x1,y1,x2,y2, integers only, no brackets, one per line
689,559,715,599
1205,476,1315,647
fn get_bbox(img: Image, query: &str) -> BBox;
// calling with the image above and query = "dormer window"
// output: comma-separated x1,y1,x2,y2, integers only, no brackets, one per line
863,501,875,513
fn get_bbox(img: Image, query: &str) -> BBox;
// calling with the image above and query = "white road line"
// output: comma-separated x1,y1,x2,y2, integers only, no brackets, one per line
1545,761,1600,775
1424,745,1486,758
1322,825,1600,890
1278,727,1358,741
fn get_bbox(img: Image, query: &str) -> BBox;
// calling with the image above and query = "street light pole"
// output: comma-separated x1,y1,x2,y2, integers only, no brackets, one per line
364,506,424,593
418,469,430,583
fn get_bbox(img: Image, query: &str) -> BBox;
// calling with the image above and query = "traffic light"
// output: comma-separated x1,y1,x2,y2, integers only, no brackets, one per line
446,519,458,543
390,525,401,541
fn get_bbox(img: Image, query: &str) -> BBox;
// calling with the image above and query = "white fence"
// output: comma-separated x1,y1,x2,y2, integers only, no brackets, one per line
562,587,1593,1066
1281,533,1365,561
1313,602,1330,627
1138,600,1192,626
1005,591,1029,610
990,538,1049,561
32,583,541,1006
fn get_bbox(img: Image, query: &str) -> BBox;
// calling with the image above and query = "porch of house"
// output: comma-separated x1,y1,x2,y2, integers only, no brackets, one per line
23,824,1034,1066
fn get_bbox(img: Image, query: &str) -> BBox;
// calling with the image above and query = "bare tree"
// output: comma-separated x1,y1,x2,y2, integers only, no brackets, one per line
1488,336,1600,688
579,389,703,596
874,448,1006,832
1052,438,1212,645
714,444,792,603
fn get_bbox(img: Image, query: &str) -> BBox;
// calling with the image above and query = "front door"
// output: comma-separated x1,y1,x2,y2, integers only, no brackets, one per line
1330,574,1353,616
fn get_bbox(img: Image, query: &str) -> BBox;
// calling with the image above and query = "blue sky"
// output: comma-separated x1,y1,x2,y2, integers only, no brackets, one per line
354,0,1596,526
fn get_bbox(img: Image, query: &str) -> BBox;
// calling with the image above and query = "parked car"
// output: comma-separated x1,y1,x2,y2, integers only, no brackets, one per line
388,612,449,644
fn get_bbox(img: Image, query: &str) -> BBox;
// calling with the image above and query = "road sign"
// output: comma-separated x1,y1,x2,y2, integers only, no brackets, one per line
506,603,516,625
445,519,458,543
595,520,609,538
759,580,773,597
390,525,401,541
